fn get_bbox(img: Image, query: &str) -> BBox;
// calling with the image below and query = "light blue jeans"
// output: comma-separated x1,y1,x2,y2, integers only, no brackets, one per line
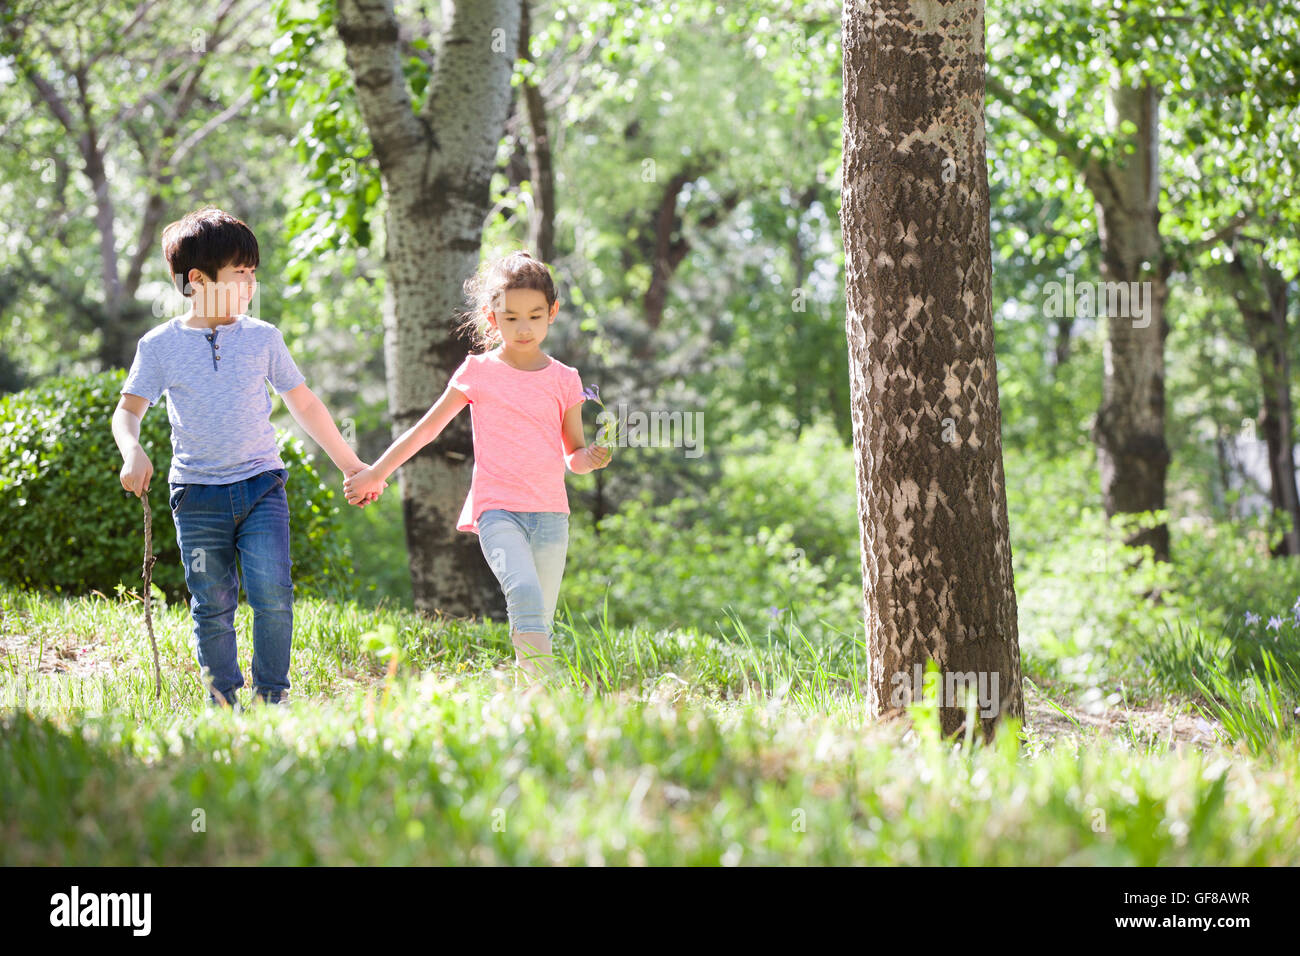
476,509,569,638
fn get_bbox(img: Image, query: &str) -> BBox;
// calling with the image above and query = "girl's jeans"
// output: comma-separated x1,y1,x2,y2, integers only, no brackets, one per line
169,468,293,705
476,509,569,638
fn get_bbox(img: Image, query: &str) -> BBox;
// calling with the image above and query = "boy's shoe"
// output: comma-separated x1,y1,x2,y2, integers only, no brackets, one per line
208,689,243,713
253,689,290,707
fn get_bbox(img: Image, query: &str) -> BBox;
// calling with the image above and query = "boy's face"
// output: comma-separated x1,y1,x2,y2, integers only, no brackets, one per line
189,261,257,317
487,288,556,349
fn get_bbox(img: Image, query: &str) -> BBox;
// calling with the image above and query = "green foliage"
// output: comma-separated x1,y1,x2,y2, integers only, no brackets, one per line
1004,437,1300,750
563,420,863,645
331,485,413,607
0,0,303,375
258,0,382,266
1144,616,1300,757
3,582,1300,865
0,370,348,599
1139,578,1300,757
1190,648,1300,757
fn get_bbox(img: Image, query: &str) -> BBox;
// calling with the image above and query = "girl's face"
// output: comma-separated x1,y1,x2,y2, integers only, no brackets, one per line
488,288,556,349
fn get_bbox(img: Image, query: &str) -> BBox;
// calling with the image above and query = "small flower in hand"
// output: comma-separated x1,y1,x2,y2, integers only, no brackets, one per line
581,382,625,450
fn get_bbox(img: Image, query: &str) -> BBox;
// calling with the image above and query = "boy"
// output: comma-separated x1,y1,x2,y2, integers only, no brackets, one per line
111,206,383,710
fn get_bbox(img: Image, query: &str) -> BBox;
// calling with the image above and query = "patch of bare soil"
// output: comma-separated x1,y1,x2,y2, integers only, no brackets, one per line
0,617,124,680
1022,680,1224,752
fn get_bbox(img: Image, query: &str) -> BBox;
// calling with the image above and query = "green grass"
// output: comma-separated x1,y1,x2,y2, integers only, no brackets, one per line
2,582,1299,864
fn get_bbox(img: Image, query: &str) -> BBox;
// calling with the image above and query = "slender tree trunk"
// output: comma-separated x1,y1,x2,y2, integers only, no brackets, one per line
1213,427,1232,519
519,0,555,262
1086,82,1172,562
337,0,521,616
1053,315,1072,373
841,0,1023,740
1227,247,1300,556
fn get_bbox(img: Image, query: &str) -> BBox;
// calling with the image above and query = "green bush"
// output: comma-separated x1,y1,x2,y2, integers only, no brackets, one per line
563,420,864,644
331,484,413,606
0,370,349,600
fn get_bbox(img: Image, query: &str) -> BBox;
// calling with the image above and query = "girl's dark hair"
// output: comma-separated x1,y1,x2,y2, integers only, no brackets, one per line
161,206,259,296
454,250,558,352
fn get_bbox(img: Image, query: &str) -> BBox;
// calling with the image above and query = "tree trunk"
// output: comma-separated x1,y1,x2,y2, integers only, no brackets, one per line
1053,315,1072,373
1227,246,1300,556
519,0,556,262
1085,82,1172,562
841,0,1024,741
1213,427,1232,519
337,0,520,617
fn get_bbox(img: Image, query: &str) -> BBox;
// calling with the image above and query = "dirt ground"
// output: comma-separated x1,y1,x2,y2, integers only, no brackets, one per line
0,607,140,682
1021,679,1223,752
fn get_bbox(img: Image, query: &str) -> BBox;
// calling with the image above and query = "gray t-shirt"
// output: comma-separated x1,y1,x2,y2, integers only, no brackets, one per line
122,314,307,485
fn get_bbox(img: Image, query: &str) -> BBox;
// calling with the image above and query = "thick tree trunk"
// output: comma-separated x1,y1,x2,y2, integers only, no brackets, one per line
1085,82,1172,562
337,0,520,616
841,0,1023,740
1227,247,1300,556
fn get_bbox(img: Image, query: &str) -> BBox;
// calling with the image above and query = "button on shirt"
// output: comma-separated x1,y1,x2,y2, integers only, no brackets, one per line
122,314,307,485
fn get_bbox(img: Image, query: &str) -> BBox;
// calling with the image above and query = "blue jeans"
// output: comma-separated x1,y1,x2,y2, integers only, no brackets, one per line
476,509,569,638
169,468,293,705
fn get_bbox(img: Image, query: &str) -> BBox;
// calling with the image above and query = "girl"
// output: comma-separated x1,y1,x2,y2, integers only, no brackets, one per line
343,251,611,686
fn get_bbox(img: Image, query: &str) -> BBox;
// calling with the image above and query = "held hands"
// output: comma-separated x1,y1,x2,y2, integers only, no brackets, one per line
343,465,387,507
120,446,154,497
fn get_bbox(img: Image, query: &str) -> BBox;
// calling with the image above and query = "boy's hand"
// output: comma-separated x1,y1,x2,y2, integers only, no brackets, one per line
120,447,154,497
343,465,386,507
585,445,613,471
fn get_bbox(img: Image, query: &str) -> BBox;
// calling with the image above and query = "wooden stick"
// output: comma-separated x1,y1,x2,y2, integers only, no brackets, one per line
142,491,162,700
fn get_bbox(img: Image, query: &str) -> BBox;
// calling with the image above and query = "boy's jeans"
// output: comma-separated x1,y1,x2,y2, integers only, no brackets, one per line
476,509,569,638
169,468,293,705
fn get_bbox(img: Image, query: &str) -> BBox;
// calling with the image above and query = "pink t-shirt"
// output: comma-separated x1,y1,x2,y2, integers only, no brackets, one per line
449,348,586,534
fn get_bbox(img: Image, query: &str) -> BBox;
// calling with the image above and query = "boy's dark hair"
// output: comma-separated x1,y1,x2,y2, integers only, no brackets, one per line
161,207,259,296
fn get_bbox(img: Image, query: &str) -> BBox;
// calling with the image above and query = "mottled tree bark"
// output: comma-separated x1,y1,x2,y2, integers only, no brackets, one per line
1087,83,1172,562
841,0,1024,740
336,0,520,617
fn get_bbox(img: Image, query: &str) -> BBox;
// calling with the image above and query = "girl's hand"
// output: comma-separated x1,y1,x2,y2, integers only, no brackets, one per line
585,445,612,471
343,465,386,507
